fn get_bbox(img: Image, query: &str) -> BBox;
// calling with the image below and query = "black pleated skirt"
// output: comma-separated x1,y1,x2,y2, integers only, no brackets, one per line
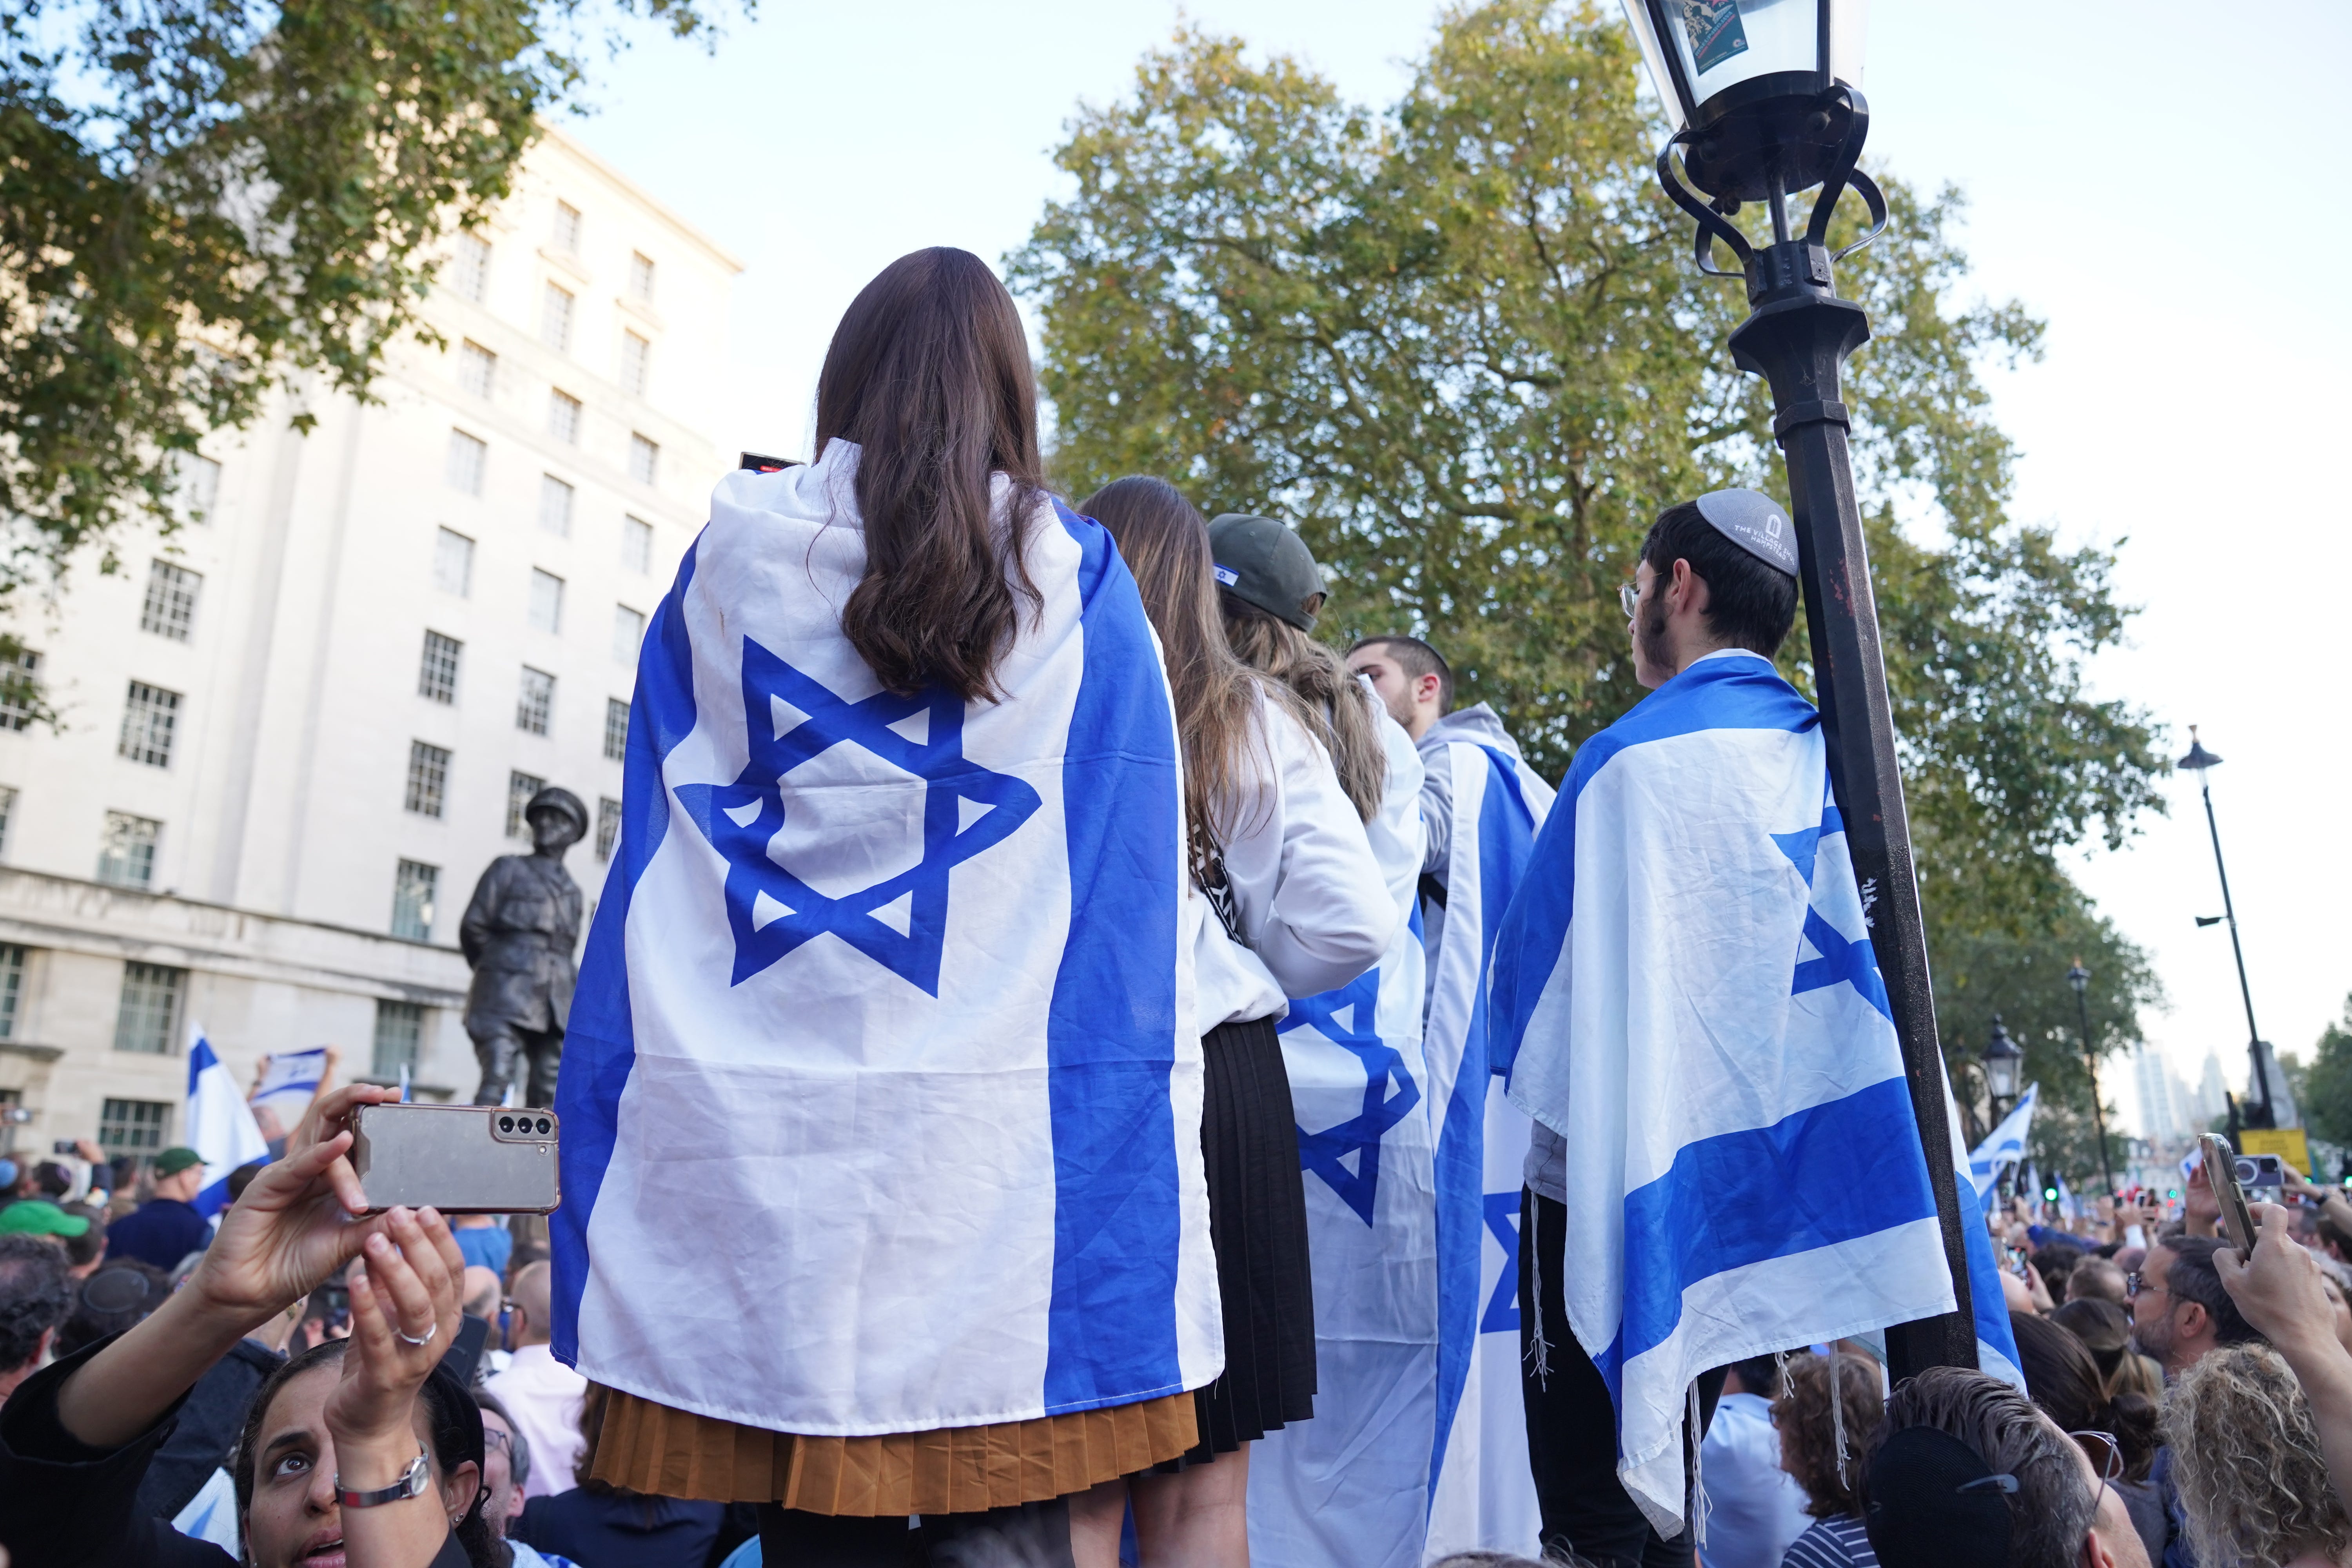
1164,1014,1318,1466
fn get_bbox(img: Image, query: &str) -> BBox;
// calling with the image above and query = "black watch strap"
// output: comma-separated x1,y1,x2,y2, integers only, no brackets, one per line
337,1446,431,1508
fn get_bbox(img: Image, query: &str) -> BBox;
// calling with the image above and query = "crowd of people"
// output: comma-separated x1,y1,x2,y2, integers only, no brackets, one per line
0,245,2343,1568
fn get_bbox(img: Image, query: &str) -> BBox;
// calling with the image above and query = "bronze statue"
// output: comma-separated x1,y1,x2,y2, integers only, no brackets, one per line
460,786,588,1107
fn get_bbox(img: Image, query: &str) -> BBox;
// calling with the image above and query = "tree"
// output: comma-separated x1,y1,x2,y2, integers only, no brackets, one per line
1009,0,2167,1174
2301,996,2352,1151
0,0,739,711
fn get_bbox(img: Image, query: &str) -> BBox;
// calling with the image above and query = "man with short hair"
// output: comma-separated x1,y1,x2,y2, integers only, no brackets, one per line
1864,1365,2149,1568
484,1259,587,1498
2131,1236,2261,1376
2069,1256,2128,1306
100,1147,210,1271
0,1232,73,1404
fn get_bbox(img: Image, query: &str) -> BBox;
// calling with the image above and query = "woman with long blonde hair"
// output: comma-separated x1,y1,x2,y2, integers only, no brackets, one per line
1079,475,1394,1566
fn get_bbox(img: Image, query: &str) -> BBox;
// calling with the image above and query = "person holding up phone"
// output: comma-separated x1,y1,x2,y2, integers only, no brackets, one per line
0,1083,483,1568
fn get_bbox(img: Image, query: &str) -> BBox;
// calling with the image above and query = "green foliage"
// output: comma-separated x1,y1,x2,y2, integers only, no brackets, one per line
1011,0,2169,1177
0,0,739,667
2300,996,2352,1150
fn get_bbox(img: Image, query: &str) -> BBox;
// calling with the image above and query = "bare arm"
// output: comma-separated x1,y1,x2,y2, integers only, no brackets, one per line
330,1208,470,1568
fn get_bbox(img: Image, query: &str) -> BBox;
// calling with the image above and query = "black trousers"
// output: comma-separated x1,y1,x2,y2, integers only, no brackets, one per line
756,1501,1075,1568
1519,1189,1725,1568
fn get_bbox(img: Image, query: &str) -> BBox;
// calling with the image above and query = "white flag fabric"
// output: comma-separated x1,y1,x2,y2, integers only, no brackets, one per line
1967,1083,2040,1209
250,1047,329,1125
1422,739,1553,1561
554,445,1218,1435
1490,651,1955,1535
185,1028,269,1217
1250,706,1434,1568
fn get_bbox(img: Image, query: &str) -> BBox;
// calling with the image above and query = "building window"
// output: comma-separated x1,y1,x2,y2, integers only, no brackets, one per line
176,454,222,524
391,861,438,941
446,429,487,496
539,474,574,537
620,332,650,398
0,784,15,858
628,433,659,486
118,681,180,768
621,516,653,575
372,1000,426,1077
548,388,581,445
0,648,38,732
457,341,496,398
552,200,582,254
516,667,555,735
506,771,546,839
140,561,201,641
628,251,655,301
452,233,492,303
97,811,160,888
0,1088,17,1157
529,570,563,634
113,961,183,1054
405,741,450,817
100,1098,171,1164
418,631,461,704
596,796,621,861
0,944,25,1041
433,528,474,597
541,283,573,353
612,605,645,665
604,698,629,761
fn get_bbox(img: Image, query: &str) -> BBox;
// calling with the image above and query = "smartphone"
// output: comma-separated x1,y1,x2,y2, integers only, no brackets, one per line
740,451,801,474
2199,1133,2260,1255
348,1103,560,1215
52,1138,79,1154
2237,1153,2285,1190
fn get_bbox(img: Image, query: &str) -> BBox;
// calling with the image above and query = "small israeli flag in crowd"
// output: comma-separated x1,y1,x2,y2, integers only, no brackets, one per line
1968,1082,2040,1210
185,1026,269,1216
1490,652,1955,1534
1942,1069,2026,1389
250,1047,330,1125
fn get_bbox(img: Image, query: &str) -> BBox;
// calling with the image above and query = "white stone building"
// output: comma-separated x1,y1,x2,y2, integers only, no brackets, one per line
0,128,739,1169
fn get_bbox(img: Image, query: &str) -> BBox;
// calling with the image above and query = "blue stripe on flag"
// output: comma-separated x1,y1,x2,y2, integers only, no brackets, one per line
1430,747,1542,1493
553,534,703,1363
1962,1168,2024,1383
1593,1076,1938,1401
1041,501,1186,1412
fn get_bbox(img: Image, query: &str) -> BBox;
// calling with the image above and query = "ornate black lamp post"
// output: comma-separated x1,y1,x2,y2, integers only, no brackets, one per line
1983,1015,2023,1123
2068,959,2116,1195
1619,0,1976,1377
2180,729,2276,1128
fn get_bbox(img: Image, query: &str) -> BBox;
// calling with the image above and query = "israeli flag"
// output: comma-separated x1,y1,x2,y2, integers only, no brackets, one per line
1423,740,1553,1561
186,1027,269,1217
1968,1083,2040,1211
1490,651,1955,1534
250,1047,330,1126
1251,709,1436,1568
554,446,1218,1436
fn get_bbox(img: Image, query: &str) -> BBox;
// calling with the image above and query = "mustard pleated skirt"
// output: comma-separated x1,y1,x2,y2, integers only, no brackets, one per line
585,1385,1200,1515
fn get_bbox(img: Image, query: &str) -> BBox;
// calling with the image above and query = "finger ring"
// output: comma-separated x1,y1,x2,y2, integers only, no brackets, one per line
395,1323,438,1348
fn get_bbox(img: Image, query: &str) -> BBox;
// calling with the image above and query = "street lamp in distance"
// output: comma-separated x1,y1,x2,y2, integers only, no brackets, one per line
2179,728,2275,1128
2068,958,2116,1196
1983,1014,2024,1123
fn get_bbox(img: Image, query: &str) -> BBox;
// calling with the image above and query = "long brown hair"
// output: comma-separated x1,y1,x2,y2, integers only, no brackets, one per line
818,247,1045,702
1771,1350,1884,1519
1220,597,1385,822
1079,477,1268,857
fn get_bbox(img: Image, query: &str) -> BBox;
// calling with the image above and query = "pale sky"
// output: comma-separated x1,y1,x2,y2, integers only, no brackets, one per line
567,1,2352,1129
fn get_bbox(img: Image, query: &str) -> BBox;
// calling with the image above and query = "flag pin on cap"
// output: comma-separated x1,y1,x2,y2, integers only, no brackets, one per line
1694,488,1798,576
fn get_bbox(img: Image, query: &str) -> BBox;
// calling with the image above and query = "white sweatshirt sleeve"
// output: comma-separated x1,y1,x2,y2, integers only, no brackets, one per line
1219,692,1398,1000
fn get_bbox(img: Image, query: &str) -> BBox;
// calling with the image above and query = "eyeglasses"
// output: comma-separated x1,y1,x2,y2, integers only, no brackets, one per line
1619,581,1643,619
2071,1429,2123,1512
2125,1270,2166,1299
482,1428,512,1454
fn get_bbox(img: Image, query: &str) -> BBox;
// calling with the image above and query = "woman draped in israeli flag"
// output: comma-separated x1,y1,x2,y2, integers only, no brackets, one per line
554,252,1220,1566
1078,478,1395,1565
1489,490,1957,1564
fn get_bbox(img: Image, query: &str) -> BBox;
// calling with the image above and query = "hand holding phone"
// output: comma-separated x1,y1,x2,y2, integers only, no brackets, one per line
348,1103,560,1215
2199,1133,2261,1256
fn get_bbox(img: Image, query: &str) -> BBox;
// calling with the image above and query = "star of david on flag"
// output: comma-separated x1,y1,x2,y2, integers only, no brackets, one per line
1282,967,1421,1226
673,637,1041,996
1773,798,1893,1022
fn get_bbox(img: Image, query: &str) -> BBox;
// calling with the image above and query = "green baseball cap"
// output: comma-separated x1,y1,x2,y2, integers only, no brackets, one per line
0,1200,91,1238
153,1146,204,1177
1207,514,1323,632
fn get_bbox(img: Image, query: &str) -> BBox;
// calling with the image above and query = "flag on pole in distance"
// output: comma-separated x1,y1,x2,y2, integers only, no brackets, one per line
250,1047,330,1127
185,1026,269,1216
1967,1083,2040,1214
1940,1062,2026,1389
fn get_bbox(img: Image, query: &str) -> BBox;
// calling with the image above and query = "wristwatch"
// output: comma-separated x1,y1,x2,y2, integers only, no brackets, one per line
337,1446,431,1508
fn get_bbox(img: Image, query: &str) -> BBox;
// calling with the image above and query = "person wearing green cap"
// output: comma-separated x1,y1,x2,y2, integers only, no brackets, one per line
102,1147,211,1272
0,1200,92,1242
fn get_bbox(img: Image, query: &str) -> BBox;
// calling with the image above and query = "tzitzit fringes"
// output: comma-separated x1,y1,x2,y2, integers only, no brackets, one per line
1524,1203,1553,1390
1831,1350,1850,1491
1688,1380,1713,1548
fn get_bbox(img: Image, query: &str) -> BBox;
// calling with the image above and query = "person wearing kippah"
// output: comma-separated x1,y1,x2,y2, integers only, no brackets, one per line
95,1147,210,1272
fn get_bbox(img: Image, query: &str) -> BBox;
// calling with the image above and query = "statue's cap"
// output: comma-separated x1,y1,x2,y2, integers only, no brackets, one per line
525,786,588,835
1694,488,1798,576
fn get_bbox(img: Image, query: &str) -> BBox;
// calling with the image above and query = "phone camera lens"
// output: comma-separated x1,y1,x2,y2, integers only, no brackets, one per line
2236,1158,2258,1182
535,1117,552,1135
498,1115,515,1133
